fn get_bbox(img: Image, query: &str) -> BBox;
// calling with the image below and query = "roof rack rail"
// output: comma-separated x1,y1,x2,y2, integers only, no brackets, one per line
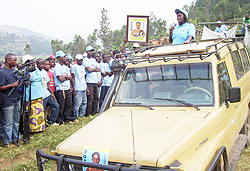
113,37,245,66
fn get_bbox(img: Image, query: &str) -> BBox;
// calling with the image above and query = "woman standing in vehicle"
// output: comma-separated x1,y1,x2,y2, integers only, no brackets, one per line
169,9,195,45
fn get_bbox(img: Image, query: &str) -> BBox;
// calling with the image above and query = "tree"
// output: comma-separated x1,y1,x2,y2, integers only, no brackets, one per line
98,8,112,53
110,25,127,51
148,12,167,41
24,44,32,54
51,39,64,54
70,34,86,57
87,29,101,52
187,0,250,23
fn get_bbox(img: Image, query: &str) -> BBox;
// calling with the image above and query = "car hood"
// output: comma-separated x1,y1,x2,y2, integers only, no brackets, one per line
56,107,210,166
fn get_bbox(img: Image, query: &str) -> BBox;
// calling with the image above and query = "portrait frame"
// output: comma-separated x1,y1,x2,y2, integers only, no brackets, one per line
126,15,149,43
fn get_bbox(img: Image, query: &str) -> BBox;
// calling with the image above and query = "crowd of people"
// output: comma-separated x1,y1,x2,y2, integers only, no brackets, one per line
0,45,122,149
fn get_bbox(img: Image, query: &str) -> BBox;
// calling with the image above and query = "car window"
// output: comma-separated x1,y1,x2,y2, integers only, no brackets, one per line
239,49,250,73
231,51,244,80
217,62,231,105
114,63,214,106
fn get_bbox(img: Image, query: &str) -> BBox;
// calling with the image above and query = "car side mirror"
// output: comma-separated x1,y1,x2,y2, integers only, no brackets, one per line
111,60,123,73
229,87,241,103
225,87,241,107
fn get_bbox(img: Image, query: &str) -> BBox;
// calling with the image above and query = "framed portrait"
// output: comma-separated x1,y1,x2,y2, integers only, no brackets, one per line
127,15,149,43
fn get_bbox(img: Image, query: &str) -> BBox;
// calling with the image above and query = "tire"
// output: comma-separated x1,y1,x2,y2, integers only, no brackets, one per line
240,110,250,147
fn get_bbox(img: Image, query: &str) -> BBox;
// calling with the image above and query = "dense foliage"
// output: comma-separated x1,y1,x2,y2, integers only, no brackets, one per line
185,0,250,24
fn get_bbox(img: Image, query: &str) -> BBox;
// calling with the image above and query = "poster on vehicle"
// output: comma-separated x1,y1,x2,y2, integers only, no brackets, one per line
82,147,109,171
127,15,149,43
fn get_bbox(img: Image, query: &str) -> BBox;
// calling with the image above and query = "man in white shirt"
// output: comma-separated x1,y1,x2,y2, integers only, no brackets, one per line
83,46,100,115
71,54,87,121
54,51,73,124
99,54,113,109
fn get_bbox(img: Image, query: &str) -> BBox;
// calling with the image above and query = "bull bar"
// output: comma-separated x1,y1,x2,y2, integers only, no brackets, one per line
36,150,180,171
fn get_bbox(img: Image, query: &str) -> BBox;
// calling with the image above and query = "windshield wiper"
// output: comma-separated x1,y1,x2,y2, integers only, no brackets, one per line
154,98,200,111
114,102,154,110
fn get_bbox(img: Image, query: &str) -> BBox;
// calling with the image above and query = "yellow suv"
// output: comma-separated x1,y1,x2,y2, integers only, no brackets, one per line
37,23,250,171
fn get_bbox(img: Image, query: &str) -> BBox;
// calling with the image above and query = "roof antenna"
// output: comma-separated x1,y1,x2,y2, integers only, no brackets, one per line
130,109,137,166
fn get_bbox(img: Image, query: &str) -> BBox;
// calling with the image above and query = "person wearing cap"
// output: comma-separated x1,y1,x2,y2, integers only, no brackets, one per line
0,53,21,147
83,46,100,115
133,43,140,51
215,21,228,33
54,50,73,124
48,55,56,71
98,49,102,57
169,9,195,45
71,54,87,121
66,55,73,68
23,55,46,133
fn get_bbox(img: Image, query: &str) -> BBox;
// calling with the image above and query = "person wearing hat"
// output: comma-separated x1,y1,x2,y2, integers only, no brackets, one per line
47,55,56,71
0,53,21,147
54,50,73,124
66,55,73,68
133,43,140,51
83,46,100,115
169,9,195,45
215,21,228,33
97,49,102,57
71,54,87,121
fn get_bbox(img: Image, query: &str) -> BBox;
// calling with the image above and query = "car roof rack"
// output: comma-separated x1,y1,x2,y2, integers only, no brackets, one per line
113,37,244,66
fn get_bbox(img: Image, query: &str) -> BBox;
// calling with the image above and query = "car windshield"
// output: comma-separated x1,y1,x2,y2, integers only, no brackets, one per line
114,63,214,106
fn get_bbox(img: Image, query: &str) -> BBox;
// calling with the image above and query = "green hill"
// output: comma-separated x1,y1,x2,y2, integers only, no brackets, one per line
0,25,52,60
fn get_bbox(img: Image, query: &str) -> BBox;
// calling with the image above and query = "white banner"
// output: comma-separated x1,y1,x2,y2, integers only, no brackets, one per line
201,25,238,40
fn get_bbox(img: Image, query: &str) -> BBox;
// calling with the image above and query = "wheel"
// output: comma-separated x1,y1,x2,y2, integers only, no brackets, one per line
184,87,213,98
240,110,250,147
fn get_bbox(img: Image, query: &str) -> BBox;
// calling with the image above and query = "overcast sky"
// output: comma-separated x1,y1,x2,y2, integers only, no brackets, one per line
0,0,194,42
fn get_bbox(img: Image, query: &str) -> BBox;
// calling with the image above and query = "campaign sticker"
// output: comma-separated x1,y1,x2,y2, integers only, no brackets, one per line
82,147,109,171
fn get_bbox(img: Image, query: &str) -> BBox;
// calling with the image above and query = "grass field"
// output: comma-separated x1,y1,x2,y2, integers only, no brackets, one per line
0,115,249,171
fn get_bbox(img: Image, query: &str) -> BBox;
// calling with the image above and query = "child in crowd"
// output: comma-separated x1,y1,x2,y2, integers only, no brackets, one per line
44,60,56,93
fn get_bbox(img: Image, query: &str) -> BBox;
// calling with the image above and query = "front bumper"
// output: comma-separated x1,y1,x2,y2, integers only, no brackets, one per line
36,149,180,171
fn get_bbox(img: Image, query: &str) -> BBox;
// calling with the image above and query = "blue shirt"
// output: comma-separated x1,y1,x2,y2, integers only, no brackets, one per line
172,22,195,45
54,63,71,91
215,25,228,33
40,69,51,99
83,57,100,83
26,68,44,101
71,63,87,91
100,62,111,86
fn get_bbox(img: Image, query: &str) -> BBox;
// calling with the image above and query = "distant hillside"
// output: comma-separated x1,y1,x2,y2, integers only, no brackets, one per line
0,25,52,59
